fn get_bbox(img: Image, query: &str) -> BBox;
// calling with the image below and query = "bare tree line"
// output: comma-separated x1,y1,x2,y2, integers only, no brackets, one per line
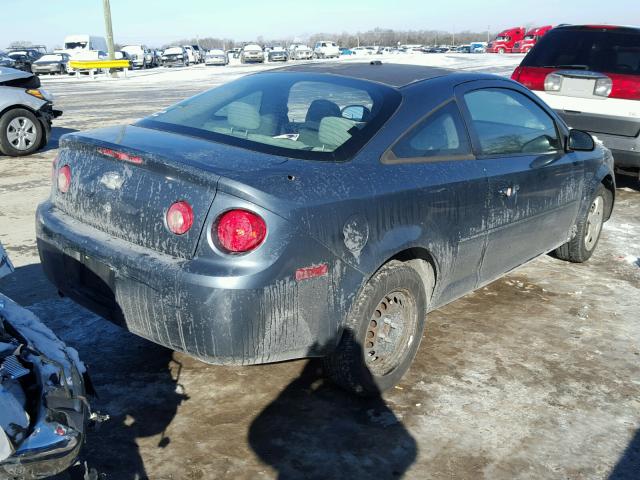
166,27,504,50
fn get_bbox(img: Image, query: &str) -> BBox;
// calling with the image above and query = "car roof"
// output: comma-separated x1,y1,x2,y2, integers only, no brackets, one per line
554,24,640,33
272,62,454,88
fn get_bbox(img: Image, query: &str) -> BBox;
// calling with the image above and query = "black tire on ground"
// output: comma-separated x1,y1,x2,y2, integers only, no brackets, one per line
0,108,43,157
553,184,611,263
324,260,429,395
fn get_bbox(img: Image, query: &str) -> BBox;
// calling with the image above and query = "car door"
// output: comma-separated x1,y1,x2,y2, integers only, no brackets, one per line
381,100,489,303
456,81,584,284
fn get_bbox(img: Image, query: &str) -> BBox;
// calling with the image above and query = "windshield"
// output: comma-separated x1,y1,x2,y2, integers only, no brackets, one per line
208,50,225,55
495,36,508,41
523,28,640,75
65,42,87,49
164,48,183,55
137,73,401,161
524,35,536,40
39,54,63,62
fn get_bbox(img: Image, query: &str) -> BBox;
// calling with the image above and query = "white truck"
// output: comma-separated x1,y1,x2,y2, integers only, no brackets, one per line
61,35,107,58
313,41,340,59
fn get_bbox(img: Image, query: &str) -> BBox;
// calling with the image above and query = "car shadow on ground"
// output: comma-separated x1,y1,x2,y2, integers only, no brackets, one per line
43,126,79,152
609,428,640,479
248,348,417,480
1,263,188,480
615,173,640,192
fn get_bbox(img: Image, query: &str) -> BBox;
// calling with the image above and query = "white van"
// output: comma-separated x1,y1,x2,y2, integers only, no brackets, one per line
314,41,340,59
62,35,108,58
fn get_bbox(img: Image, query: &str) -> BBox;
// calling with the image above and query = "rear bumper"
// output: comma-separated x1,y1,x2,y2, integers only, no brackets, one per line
36,202,347,365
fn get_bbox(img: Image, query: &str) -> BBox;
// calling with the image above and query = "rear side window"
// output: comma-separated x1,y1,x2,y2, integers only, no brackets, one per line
392,102,471,160
524,28,640,76
463,88,561,156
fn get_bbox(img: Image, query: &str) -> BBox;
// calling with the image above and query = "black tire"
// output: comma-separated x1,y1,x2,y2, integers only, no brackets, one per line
0,108,44,157
553,185,610,263
324,260,429,395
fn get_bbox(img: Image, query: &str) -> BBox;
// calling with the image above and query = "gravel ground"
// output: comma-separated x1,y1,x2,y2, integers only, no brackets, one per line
0,54,638,479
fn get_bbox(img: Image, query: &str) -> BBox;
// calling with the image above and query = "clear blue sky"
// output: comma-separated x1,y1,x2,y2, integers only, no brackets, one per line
1,0,636,48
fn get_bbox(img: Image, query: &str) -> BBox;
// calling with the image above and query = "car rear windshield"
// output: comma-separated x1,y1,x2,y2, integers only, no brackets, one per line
523,27,640,75
137,72,401,161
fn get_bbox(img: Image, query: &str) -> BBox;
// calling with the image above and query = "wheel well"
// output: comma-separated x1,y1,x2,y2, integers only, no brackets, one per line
601,174,615,220
0,104,37,120
389,247,437,304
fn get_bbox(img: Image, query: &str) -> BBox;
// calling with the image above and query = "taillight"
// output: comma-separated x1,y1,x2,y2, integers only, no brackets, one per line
216,210,266,253
593,77,612,97
544,73,563,92
608,74,640,100
166,201,194,235
57,165,71,193
511,66,553,91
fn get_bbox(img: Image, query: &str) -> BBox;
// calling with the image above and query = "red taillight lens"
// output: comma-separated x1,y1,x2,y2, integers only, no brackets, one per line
511,66,554,91
608,73,640,100
216,210,266,253
166,201,194,235
57,165,71,193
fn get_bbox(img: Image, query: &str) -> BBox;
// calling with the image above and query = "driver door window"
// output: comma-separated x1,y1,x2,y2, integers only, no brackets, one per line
463,88,561,156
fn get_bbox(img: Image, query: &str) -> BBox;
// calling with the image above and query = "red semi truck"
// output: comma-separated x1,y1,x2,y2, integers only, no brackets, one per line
512,25,554,53
486,27,526,53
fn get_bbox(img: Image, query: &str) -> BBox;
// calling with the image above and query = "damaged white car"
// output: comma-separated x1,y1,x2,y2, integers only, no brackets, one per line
0,244,91,479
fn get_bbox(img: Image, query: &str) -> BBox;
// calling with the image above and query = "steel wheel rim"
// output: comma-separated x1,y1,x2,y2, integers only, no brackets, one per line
585,196,604,251
6,117,37,151
364,289,417,377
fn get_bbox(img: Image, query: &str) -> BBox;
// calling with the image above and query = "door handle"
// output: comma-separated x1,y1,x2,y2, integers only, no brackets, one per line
499,185,519,198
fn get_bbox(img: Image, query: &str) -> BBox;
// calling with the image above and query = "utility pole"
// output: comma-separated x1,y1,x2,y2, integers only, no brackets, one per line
103,0,115,60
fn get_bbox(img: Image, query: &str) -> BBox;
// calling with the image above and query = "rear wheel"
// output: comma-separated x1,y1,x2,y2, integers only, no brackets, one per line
324,261,428,395
0,108,43,157
554,185,609,263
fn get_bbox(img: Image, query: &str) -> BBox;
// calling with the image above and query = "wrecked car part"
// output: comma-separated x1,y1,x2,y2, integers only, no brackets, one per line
0,291,90,479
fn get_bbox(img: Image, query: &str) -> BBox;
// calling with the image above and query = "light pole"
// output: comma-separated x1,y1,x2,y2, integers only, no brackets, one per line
103,0,115,61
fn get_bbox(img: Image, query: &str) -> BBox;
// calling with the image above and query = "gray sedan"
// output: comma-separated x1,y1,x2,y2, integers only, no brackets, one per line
37,63,614,395
31,53,71,75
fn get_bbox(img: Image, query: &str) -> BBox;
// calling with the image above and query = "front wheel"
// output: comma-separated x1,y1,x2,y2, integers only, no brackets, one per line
0,108,44,157
324,261,428,395
498,47,506,54
553,185,610,263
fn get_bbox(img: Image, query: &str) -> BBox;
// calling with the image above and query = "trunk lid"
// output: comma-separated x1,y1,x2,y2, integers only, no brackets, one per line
53,125,287,259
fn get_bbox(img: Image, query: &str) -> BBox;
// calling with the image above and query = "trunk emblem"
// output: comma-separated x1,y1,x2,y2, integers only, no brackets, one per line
100,172,124,190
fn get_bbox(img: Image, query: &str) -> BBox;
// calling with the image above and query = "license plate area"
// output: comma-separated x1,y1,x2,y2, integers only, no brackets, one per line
559,77,597,98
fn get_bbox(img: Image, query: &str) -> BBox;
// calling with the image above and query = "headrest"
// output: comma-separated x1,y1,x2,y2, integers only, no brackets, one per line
305,99,341,126
318,117,356,149
227,101,260,131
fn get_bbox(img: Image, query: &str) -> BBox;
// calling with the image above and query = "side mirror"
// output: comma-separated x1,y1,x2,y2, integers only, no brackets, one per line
341,105,369,122
568,130,595,152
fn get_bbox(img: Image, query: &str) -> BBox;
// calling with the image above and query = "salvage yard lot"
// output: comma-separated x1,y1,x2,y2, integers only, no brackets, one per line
1,54,639,479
